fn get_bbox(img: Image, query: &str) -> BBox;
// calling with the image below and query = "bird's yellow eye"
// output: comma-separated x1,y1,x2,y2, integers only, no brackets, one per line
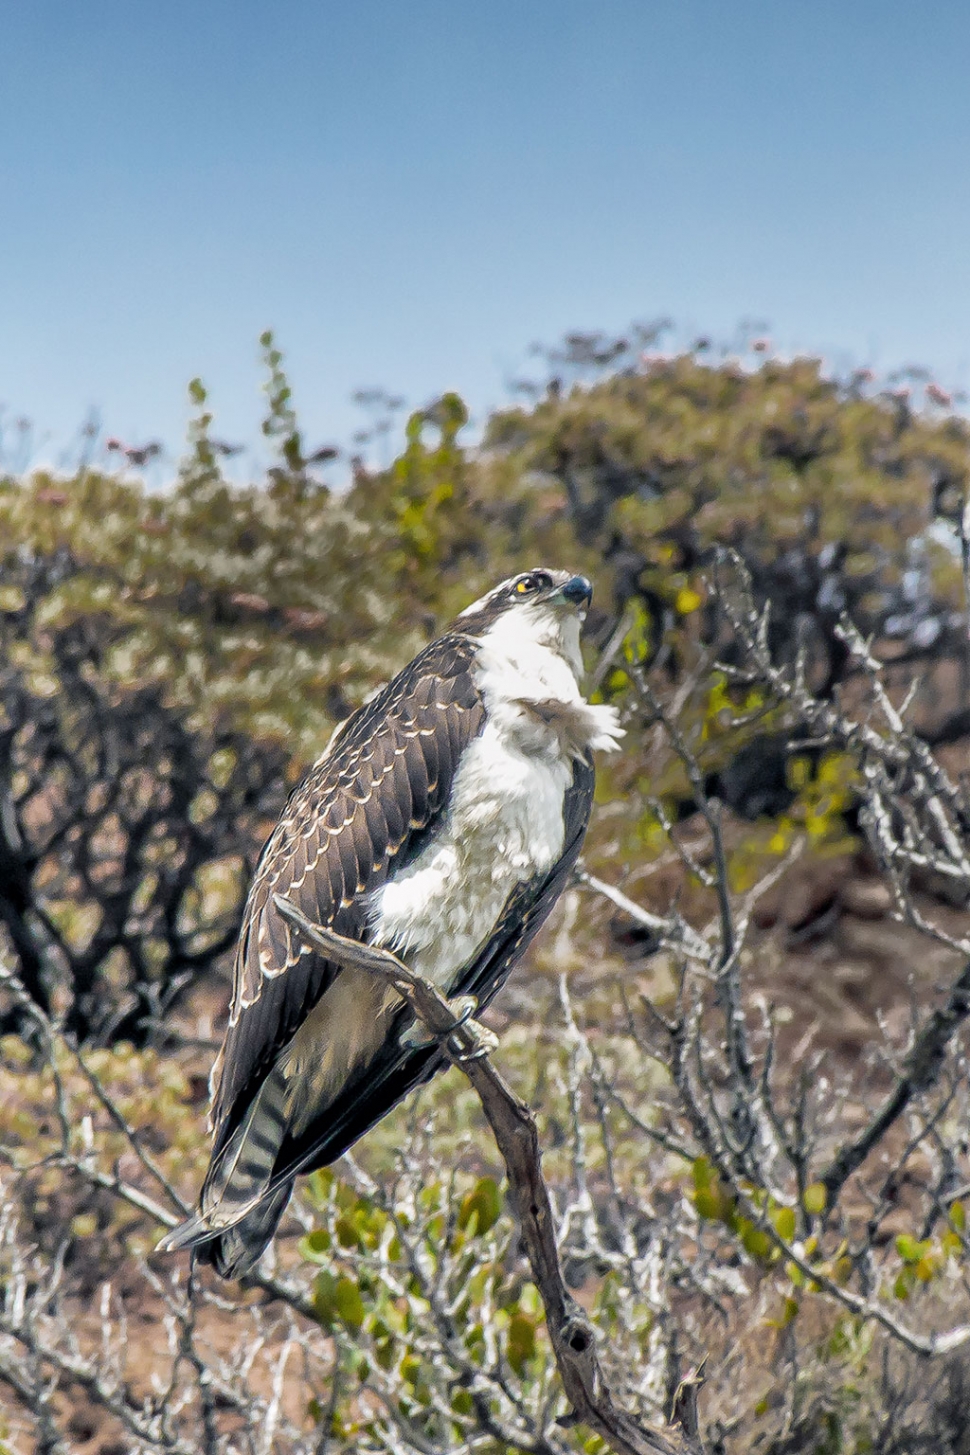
515,571,551,595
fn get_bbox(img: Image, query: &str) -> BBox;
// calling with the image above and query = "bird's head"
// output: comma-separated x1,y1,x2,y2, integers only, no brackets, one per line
453,568,593,677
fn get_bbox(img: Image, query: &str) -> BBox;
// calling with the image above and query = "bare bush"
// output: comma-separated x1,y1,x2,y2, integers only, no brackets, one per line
0,553,287,1045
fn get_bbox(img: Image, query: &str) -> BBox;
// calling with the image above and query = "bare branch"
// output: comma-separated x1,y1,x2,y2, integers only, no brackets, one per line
820,958,970,1203
273,894,705,1455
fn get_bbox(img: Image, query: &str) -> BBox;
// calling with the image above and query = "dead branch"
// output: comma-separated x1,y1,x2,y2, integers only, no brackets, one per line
820,957,970,1204
273,894,706,1455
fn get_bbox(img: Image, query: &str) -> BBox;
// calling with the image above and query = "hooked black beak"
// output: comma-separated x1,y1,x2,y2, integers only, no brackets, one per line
558,575,593,608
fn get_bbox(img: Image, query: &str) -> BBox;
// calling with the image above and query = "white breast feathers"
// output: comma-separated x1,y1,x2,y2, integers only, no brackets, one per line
368,603,622,990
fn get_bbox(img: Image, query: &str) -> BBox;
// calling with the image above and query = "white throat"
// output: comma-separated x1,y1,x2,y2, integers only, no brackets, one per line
473,599,583,679
468,604,622,760
368,601,619,996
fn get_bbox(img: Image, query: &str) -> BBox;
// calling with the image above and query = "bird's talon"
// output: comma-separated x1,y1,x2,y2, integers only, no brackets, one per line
445,994,479,1029
448,1017,499,1061
400,995,481,1050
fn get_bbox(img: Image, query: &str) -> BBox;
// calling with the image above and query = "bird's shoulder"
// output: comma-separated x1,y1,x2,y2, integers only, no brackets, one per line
309,631,481,783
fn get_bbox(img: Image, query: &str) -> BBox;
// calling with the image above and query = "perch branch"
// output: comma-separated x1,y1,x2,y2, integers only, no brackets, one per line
273,894,704,1455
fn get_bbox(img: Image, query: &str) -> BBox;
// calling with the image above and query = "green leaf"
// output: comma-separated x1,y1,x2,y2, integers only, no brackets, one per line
692,1156,713,1190
458,1177,502,1237
774,1206,797,1241
894,1270,913,1301
802,1182,827,1216
785,1260,806,1289
895,1234,927,1264
313,1270,339,1328
335,1213,361,1249
313,1271,366,1330
507,1313,537,1375
299,1228,331,1262
334,1277,366,1329
740,1221,773,1263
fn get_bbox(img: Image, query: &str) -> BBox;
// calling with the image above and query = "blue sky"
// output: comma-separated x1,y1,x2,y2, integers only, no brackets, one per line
2,1,969,476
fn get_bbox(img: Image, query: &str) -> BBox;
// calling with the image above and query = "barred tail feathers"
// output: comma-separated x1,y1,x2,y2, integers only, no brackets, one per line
157,1064,293,1275
202,1061,290,1221
200,1179,294,1278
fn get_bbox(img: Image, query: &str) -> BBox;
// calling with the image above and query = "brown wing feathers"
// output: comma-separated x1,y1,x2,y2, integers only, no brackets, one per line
208,635,485,1154
265,752,597,1189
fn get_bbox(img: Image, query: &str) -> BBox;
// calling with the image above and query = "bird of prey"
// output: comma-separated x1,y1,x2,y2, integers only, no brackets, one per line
160,569,622,1276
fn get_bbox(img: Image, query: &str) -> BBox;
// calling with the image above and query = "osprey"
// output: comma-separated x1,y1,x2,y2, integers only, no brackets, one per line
161,569,621,1276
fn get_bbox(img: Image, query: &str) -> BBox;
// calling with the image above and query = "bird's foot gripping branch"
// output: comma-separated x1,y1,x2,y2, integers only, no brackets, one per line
273,894,706,1455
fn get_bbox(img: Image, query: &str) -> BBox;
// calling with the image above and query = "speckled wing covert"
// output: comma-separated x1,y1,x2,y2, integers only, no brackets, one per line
207,633,486,1168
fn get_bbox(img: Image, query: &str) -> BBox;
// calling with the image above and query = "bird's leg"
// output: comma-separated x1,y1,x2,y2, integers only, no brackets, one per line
441,995,500,1061
402,993,499,1059
273,898,502,1061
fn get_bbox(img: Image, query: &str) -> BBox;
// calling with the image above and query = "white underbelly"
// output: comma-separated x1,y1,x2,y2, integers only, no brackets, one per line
368,724,570,990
